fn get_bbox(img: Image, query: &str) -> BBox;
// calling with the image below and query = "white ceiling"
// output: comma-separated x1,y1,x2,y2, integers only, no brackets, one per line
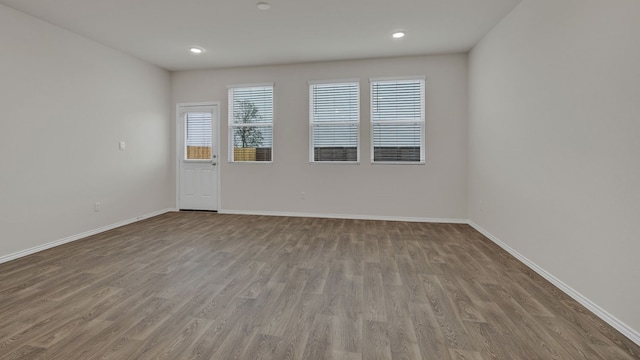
0,0,522,71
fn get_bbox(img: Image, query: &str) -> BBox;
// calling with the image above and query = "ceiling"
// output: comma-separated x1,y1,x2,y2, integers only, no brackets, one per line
0,0,522,71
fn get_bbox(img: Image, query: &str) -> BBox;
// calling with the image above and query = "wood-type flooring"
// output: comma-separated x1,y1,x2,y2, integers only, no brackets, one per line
0,212,638,359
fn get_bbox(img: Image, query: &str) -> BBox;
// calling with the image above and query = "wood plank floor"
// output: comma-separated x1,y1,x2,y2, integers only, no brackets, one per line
0,212,638,359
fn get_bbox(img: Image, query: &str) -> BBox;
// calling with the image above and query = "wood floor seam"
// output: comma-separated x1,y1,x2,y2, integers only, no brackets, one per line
0,212,638,359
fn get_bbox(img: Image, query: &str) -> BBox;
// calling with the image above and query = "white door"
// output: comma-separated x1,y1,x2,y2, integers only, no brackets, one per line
178,104,219,211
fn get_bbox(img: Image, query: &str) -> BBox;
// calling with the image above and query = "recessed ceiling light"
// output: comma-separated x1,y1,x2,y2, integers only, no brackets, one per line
189,47,204,54
392,31,406,39
257,2,271,10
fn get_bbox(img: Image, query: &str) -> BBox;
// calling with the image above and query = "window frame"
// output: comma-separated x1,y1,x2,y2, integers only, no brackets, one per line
227,83,274,164
369,76,426,165
308,79,360,164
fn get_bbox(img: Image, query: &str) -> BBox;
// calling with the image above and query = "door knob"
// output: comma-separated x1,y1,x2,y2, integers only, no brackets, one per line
212,162,217,166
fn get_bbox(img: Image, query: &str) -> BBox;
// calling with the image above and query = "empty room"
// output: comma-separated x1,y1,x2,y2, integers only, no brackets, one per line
1,0,639,359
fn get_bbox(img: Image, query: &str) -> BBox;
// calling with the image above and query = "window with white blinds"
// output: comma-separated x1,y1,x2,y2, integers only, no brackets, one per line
370,78,425,163
228,85,273,162
309,81,359,162
185,112,212,160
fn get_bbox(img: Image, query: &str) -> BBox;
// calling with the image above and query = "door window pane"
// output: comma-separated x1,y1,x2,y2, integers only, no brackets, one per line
185,112,212,160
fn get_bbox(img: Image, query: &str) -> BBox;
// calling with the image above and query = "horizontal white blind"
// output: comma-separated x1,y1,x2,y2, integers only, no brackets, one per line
312,124,358,147
310,82,359,162
186,112,212,147
229,85,273,162
371,80,423,122
372,123,421,146
371,79,425,162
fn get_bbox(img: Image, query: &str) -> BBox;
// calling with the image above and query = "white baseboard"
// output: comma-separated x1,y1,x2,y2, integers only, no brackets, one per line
0,208,176,265
468,221,640,347
2,208,637,347
218,208,468,224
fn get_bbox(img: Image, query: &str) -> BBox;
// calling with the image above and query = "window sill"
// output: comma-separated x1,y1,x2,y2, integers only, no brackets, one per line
371,161,425,165
309,161,360,165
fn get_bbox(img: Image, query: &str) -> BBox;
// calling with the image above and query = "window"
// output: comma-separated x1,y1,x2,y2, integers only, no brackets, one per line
309,81,359,162
228,84,273,162
185,112,212,160
370,77,425,163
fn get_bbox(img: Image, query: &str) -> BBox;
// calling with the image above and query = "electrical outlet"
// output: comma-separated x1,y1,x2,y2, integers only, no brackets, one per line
300,192,306,200
94,202,101,212
119,141,126,150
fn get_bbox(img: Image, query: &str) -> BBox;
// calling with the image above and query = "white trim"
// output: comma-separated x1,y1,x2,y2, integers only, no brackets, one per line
214,105,221,212
227,82,274,89
309,161,360,165
228,161,274,165
371,161,425,165
0,208,176,265
369,75,427,83
176,101,219,115
468,221,640,346
2,202,636,347
308,78,360,86
177,105,213,114
218,208,467,224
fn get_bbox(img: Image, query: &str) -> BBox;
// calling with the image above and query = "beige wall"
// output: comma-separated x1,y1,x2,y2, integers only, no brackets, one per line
172,55,469,220
0,5,173,259
469,0,640,337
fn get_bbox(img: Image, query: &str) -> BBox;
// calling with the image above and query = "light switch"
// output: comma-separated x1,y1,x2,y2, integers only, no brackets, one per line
119,141,126,150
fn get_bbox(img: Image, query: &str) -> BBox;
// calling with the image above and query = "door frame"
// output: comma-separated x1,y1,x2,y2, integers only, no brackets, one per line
175,101,221,211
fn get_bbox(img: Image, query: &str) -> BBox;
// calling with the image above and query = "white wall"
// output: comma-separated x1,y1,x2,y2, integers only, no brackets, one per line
0,5,173,260
469,0,640,338
172,55,468,220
